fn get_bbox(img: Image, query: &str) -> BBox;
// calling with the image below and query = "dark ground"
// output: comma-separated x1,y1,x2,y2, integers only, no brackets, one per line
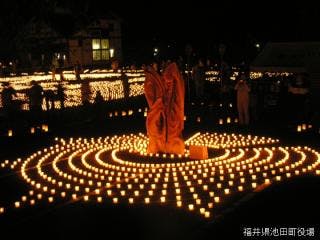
0,98,320,240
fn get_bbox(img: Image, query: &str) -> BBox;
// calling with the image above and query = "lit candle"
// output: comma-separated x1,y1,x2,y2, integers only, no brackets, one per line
72,194,77,200
0,207,4,214
42,124,49,132
129,198,134,204
204,211,210,218
188,204,194,211
297,125,301,132
8,130,13,137
145,198,150,204
177,201,182,207
113,198,118,204
200,208,205,214
160,196,166,203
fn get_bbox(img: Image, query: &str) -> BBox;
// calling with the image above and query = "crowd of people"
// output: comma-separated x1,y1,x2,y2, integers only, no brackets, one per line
0,57,314,132
145,56,313,127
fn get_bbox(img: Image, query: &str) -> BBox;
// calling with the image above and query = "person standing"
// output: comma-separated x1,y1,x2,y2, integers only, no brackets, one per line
111,59,119,73
74,61,82,81
51,55,59,81
235,74,250,125
27,81,44,125
192,59,206,103
56,83,65,109
1,82,17,117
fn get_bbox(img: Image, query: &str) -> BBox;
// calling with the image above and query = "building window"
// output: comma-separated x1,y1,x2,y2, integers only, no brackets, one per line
92,39,110,61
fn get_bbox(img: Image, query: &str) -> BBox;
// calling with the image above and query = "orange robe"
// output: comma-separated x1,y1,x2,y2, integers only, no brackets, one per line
144,63,185,154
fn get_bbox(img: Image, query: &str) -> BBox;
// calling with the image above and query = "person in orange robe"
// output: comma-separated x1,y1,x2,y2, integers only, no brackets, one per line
144,62,185,154
163,62,185,154
144,64,166,153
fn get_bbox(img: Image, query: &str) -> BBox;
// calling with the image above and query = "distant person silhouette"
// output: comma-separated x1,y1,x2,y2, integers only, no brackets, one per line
235,74,250,125
56,83,66,109
74,61,82,81
1,82,17,118
27,80,44,125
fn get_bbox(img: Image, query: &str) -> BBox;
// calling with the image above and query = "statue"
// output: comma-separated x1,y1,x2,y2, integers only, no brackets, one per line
144,62,185,154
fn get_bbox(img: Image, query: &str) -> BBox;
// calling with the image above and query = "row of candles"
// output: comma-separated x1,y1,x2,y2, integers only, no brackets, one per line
0,77,145,110
297,124,313,132
1,133,320,219
0,68,290,83
4,124,49,137
1,67,292,109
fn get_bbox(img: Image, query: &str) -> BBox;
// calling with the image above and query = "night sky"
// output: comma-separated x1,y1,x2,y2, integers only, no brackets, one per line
1,0,320,63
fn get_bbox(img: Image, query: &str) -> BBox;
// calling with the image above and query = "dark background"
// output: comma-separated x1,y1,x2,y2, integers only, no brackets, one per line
1,0,320,63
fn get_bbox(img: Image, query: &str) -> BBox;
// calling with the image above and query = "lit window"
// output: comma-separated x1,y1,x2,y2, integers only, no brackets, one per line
92,39,109,61
92,39,100,49
101,39,109,49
